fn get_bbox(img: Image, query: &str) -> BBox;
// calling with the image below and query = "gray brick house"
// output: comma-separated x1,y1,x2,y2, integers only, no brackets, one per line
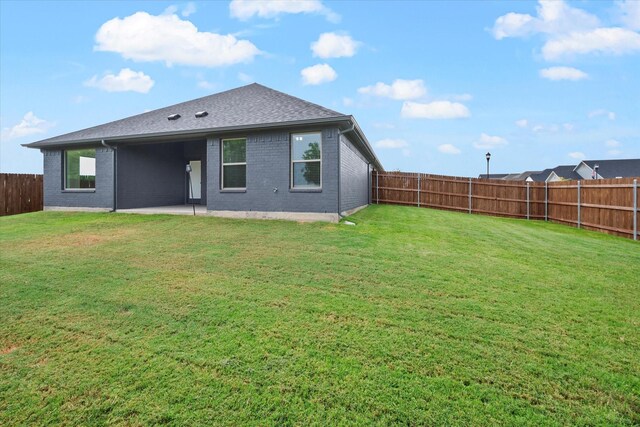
24,84,383,221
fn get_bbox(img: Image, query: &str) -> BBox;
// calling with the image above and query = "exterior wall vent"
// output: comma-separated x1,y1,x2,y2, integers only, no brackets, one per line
167,114,181,121
195,111,208,118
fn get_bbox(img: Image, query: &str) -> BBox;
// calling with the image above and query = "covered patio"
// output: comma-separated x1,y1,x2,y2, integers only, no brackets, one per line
115,139,207,210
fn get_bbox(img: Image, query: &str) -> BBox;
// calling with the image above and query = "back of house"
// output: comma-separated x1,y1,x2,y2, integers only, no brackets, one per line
24,83,383,222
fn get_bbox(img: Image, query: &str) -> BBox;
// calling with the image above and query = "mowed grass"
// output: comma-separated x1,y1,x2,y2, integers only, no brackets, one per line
0,206,638,426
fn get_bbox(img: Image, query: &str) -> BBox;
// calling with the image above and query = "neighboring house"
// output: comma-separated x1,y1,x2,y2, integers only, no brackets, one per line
528,165,582,182
574,159,640,180
481,159,640,182
24,84,383,222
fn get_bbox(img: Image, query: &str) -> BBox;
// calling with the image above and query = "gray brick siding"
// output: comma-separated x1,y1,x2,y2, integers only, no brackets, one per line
43,146,114,208
41,125,376,215
207,127,339,213
339,135,370,212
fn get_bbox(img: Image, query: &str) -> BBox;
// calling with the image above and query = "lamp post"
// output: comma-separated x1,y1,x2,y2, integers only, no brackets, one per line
485,152,491,178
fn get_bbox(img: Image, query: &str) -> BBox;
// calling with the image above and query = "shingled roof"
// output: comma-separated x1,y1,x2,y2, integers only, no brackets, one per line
24,83,349,148
580,159,640,178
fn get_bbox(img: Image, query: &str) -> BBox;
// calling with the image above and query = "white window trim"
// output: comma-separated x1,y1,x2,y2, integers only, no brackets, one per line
64,148,97,191
221,138,247,190
291,131,322,190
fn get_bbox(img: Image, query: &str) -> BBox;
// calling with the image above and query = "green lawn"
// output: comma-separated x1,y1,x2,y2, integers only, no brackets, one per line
1,206,638,426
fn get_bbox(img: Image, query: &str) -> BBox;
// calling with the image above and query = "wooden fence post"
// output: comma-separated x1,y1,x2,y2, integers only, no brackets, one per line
577,180,581,229
468,178,472,214
544,182,548,221
526,182,530,220
417,175,421,207
376,171,379,204
634,178,638,241
424,175,428,207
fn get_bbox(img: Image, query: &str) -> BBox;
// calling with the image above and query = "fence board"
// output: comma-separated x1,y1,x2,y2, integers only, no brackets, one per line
372,171,638,240
1,173,43,216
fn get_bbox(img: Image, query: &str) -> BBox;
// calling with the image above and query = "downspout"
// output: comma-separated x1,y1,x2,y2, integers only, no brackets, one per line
101,140,117,212
336,131,342,218
337,124,356,219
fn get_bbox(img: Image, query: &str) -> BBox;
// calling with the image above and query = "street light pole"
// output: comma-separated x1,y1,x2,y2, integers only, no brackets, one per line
486,152,491,178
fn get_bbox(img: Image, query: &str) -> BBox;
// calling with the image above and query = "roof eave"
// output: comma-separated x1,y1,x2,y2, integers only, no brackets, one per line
22,115,353,149
339,116,384,171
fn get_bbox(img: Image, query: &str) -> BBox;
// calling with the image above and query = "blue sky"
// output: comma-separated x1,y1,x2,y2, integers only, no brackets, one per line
1,0,638,176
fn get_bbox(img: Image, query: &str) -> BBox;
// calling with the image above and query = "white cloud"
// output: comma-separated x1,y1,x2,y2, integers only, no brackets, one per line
342,97,353,107
492,0,600,40
229,0,340,23
539,66,588,80
358,79,426,100
473,133,508,149
95,12,260,67
438,144,461,155
300,63,337,85
515,119,528,128
182,2,196,17
569,151,586,160
605,139,621,147
85,68,155,93
311,32,359,58
563,123,574,131
375,138,408,149
1,112,54,140
492,12,536,40
618,0,640,31
401,101,470,119
542,27,640,60
588,109,616,120
493,1,640,60
608,149,623,156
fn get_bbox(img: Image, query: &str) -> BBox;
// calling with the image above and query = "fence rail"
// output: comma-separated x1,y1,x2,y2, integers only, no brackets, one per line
1,173,43,216
372,171,638,240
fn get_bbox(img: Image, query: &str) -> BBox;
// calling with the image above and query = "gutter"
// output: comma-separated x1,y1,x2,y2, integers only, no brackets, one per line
101,140,117,212
338,117,384,172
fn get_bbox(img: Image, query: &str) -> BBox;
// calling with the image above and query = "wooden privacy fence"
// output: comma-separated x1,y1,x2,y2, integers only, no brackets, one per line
1,173,43,216
372,171,639,240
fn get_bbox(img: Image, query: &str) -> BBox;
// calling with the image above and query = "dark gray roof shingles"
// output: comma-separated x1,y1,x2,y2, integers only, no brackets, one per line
582,159,640,178
25,83,347,147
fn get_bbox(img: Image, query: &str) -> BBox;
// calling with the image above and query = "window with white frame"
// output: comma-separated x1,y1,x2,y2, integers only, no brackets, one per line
221,138,246,189
65,148,96,189
291,132,321,189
